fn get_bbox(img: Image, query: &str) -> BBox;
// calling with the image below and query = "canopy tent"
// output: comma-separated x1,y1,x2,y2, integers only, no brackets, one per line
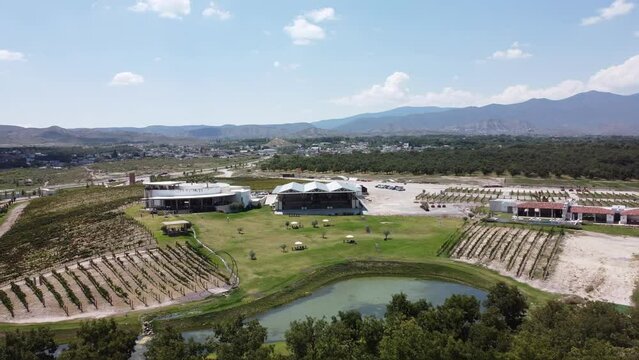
294,241,303,245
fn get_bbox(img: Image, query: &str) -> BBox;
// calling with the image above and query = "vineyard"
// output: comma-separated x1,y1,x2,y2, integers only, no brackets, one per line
439,223,564,281
575,191,639,207
0,243,230,322
416,187,504,205
0,186,155,283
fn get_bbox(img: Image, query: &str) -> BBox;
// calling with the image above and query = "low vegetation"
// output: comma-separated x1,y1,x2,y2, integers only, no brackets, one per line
150,282,639,360
0,185,154,283
0,244,229,321
262,137,639,180
444,223,564,280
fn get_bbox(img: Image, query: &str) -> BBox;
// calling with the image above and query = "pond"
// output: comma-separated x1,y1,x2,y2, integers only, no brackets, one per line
182,276,487,343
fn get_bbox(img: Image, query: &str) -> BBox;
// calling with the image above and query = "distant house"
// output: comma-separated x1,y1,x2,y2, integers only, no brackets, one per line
272,181,364,215
511,200,638,225
143,181,251,213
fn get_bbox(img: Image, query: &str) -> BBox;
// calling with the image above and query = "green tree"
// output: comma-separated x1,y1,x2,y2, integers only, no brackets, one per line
210,316,273,360
58,319,137,360
146,326,209,360
484,282,528,330
1,327,56,360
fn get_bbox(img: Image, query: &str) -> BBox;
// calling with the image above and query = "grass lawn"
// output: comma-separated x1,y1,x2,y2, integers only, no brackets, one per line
131,206,464,297
581,224,639,237
0,205,555,340
126,206,554,329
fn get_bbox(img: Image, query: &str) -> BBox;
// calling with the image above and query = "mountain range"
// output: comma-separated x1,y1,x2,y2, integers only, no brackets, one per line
1,91,638,146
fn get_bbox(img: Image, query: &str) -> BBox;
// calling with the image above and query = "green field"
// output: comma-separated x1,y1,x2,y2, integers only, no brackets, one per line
0,166,90,191
0,200,555,340
581,223,639,237
88,157,256,174
127,206,554,328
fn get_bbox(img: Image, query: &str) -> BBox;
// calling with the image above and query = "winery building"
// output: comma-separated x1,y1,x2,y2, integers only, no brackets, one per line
143,181,251,213
272,181,364,215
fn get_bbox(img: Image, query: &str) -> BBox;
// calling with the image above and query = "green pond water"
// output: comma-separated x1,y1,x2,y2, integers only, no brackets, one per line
182,276,487,342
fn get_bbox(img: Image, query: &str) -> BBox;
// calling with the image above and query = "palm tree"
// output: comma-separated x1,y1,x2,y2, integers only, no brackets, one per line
249,250,256,260
321,230,327,239
285,221,290,229
237,227,244,235
383,230,391,241
311,220,319,228
280,244,287,253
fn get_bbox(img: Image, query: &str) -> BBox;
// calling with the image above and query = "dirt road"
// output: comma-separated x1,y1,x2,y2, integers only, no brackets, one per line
0,202,27,238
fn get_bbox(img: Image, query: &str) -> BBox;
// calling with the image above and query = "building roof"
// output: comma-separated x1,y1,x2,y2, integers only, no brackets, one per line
516,201,565,210
144,193,236,200
273,181,360,194
144,181,183,186
571,206,614,215
621,208,639,216
162,220,191,226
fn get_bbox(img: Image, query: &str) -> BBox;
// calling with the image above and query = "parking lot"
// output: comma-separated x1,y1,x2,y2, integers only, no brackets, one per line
362,181,466,216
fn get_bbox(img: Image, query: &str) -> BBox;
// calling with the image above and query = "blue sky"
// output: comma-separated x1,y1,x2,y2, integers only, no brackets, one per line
1,0,638,128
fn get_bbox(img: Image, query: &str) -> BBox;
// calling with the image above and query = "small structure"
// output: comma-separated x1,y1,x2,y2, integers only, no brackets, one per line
322,219,330,226
161,220,192,236
293,241,307,251
514,201,568,219
622,208,639,225
272,181,364,215
489,199,517,214
344,235,356,244
290,221,300,229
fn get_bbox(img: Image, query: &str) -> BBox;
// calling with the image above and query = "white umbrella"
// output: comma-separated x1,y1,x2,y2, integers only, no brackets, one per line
322,219,330,223
290,221,299,225
345,235,354,239
295,241,303,245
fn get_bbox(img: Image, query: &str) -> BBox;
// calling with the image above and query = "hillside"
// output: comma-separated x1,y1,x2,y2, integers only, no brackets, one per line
2,91,638,145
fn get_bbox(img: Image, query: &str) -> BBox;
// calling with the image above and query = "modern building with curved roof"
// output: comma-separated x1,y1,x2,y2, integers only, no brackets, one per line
272,181,364,215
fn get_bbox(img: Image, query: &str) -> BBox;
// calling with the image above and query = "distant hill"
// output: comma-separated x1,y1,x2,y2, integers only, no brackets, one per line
332,91,639,136
312,106,449,130
1,90,637,146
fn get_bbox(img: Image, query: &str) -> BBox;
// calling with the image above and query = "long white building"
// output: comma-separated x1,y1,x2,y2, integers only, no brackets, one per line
143,181,251,213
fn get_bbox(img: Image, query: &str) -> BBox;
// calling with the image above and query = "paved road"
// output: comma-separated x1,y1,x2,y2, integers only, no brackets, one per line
0,202,28,238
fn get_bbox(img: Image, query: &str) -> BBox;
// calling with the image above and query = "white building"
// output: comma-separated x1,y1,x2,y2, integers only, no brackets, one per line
143,181,251,213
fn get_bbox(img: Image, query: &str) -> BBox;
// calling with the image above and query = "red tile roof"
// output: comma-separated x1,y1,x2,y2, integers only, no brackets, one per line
570,206,614,215
516,201,565,210
622,208,639,216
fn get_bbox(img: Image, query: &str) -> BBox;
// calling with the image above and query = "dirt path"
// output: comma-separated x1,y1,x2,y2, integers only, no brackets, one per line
0,202,27,238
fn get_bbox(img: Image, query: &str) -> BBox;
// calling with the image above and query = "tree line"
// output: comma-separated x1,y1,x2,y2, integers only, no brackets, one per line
262,137,639,180
6,282,637,359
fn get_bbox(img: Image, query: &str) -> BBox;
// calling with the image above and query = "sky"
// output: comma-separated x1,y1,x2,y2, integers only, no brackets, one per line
1,0,638,128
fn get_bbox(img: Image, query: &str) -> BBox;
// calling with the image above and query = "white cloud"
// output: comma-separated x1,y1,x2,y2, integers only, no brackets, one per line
129,0,190,19
488,80,586,104
581,0,634,26
587,54,639,92
408,88,483,107
0,49,25,61
284,17,326,45
489,42,532,60
305,7,336,23
273,60,300,70
109,72,145,86
283,7,336,45
334,53,639,108
202,2,231,20
334,72,410,106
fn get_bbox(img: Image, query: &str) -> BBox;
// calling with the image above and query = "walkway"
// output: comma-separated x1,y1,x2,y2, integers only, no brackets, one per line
0,202,28,238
